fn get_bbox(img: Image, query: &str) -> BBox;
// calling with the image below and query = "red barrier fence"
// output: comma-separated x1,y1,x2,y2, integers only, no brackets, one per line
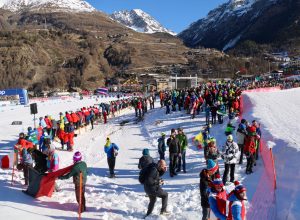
239,88,278,220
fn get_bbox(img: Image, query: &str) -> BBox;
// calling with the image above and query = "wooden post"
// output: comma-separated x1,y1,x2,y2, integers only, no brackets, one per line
78,171,83,220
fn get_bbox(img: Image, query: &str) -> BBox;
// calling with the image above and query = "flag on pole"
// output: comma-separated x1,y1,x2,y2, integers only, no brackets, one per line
96,88,108,95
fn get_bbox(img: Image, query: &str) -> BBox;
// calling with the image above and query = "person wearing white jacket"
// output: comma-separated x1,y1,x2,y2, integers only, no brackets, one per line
222,135,239,185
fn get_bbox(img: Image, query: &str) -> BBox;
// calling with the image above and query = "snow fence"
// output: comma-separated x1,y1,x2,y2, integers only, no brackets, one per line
240,87,281,220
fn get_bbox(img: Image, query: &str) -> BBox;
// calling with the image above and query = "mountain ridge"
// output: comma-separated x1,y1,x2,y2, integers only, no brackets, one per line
0,0,95,12
110,9,176,35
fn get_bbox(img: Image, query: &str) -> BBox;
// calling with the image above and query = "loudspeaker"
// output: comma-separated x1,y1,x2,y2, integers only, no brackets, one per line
30,103,38,115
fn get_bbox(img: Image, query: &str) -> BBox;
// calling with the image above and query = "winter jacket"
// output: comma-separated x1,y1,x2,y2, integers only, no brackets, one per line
244,136,256,155
236,123,247,145
211,105,218,116
39,134,50,152
60,161,87,185
177,133,188,151
47,152,59,172
143,163,163,195
27,129,39,145
31,149,48,174
44,117,52,129
39,118,47,129
71,113,80,123
227,192,246,220
205,146,221,162
138,155,154,170
199,169,211,208
167,136,181,154
158,137,167,153
15,138,34,150
208,188,227,220
222,141,239,164
66,113,73,123
22,148,33,165
104,143,119,159
225,124,235,136
232,100,239,111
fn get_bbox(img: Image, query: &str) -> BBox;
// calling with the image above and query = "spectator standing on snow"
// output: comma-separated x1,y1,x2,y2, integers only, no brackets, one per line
158,133,167,160
252,120,261,160
199,159,219,220
59,152,87,213
143,160,169,217
227,181,247,220
167,130,181,177
236,119,248,164
222,135,239,185
208,174,227,220
138,148,154,170
176,128,188,173
104,137,119,178
19,148,33,185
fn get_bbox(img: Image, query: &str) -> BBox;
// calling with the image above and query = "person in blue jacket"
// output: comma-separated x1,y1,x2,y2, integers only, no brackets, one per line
227,181,247,220
104,137,119,178
39,130,51,152
157,133,167,160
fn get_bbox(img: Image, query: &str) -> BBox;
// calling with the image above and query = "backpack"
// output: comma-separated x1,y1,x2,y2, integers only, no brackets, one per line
138,163,156,184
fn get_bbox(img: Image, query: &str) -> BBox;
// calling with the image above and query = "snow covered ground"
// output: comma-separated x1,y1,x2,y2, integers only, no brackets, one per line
243,88,300,220
0,88,299,219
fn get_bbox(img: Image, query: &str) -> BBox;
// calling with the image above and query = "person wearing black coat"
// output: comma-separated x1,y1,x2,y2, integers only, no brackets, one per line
167,131,181,177
31,149,48,174
199,161,218,220
138,148,154,170
144,160,169,217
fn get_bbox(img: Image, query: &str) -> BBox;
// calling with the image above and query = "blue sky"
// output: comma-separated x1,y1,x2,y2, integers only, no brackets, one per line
86,0,228,33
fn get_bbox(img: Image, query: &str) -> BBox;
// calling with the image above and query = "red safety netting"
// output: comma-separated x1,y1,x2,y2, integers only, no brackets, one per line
36,165,73,198
239,87,278,220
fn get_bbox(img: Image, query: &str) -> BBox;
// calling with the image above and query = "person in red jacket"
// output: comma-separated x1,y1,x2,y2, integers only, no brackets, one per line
232,98,240,112
244,129,257,174
103,110,107,124
71,112,80,129
15,132,34,150
137,99,142,119
14,132,34,164
44,116,53,136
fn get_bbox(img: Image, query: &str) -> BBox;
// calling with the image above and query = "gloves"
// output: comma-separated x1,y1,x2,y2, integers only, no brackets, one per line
228,156,234,161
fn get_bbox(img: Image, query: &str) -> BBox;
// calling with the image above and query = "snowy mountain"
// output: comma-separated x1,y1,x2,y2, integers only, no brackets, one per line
178,0,289,50
0,0,95,12
110,9,176,35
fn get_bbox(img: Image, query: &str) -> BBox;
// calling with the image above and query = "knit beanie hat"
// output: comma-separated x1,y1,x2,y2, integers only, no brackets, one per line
227,134,233,141
213,174,224,187
73,151,82,163
142,148,150,156
207,159,218,174
105,137,111,147
234,181,247,193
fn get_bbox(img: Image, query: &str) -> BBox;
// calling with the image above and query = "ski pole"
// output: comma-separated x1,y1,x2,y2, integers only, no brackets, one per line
78,171,82,220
